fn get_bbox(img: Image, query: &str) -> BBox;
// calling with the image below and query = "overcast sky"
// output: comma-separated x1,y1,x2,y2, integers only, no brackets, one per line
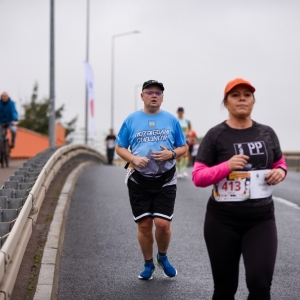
1,0,300,151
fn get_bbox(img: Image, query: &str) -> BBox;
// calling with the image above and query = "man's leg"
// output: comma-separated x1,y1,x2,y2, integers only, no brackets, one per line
106,148,113,164
9,124,17,147
137,217,154,260
127,180,155,280
154,218,171,253
137,218,156,280
176,157,182,177
153,185,177,277
181,155,189,178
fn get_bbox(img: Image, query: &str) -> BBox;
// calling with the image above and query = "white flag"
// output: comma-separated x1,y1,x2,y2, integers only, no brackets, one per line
84,61,95,139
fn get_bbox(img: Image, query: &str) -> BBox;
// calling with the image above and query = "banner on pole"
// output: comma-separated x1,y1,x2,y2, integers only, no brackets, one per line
84,61,95,139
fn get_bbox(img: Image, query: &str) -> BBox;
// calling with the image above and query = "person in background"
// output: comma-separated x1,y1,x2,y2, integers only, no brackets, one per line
186,121,197,167
176,107,189,178
192,78,287,300
105,128,116,165
116,80,187,280
191,141,199,166
0,92,18,148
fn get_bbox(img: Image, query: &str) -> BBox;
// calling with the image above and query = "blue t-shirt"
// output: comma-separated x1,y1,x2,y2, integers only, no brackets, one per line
116,110,186,176
178,118,190,134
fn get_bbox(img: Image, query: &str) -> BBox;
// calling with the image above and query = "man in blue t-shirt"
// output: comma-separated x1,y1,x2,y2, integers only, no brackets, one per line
116,80,187,280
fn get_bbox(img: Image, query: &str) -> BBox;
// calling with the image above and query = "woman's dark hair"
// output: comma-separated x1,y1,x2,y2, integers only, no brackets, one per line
221,93,256,108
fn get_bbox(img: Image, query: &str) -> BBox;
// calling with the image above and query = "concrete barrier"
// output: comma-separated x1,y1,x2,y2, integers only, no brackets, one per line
0,144,106,300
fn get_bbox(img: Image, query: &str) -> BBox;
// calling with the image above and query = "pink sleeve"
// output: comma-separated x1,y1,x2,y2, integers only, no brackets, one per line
272,155,287,176
192,161,231,187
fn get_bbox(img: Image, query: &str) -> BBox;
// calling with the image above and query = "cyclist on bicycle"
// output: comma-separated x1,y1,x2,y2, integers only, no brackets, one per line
0,92,18,148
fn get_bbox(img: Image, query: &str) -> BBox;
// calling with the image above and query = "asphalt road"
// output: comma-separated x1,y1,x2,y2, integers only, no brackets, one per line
273,171,300,206
58,166,300,300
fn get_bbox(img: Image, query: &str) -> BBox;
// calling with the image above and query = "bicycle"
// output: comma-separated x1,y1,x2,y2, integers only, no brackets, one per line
0,123,10,168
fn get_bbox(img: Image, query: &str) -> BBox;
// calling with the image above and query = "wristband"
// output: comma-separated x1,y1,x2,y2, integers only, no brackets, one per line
171,150,177,159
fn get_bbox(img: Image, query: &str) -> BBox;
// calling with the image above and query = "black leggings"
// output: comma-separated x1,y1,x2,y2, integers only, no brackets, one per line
204,199,277,300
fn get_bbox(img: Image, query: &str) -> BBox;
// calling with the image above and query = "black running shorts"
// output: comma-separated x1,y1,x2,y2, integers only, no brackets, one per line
127,179,177,223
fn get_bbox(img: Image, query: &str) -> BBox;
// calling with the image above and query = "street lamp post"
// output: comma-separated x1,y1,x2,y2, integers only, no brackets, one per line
134,84,143,111
110,31,139,130
49,0,55,149
85,0,90,145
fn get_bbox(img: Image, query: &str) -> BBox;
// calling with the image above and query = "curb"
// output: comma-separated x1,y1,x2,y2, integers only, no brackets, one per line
33,162,94,300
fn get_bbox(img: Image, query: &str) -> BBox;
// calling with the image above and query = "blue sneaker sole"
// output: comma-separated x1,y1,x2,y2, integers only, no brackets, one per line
155,259,178,278
138,271,155,280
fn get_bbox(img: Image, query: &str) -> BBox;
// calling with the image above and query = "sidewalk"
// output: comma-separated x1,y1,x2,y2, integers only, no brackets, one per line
0,159,26,186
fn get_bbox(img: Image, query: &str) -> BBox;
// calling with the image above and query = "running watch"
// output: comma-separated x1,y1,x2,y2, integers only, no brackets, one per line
171,150,177,159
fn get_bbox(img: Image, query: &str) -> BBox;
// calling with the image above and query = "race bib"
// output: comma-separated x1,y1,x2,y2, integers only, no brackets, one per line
249,170,274,199
213,170,273,202
125,164,135,185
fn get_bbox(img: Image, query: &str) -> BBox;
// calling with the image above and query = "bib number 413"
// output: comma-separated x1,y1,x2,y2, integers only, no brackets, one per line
221,181,241,192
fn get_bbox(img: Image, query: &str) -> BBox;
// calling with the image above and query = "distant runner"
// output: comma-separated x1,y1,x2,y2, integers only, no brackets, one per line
105,128,116,165
186,121,197,166
176,107,189,178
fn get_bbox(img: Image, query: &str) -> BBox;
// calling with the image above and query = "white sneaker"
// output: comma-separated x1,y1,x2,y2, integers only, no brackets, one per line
177,173,183,179
183,171,188,178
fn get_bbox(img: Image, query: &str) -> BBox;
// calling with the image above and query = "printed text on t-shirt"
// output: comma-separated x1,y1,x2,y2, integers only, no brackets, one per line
135,129,170,143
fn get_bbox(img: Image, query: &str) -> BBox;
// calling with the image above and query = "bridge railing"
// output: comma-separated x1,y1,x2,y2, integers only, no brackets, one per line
283,151,300,171
0,144,106,300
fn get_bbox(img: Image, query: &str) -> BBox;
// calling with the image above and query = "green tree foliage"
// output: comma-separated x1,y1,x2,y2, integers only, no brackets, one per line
63,115,78,143
18,83,77,142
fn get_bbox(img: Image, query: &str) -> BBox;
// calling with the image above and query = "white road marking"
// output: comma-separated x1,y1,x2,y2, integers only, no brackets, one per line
273,196,300,210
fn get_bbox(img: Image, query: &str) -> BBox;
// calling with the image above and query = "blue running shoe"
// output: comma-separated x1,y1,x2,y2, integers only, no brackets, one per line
155,254,177,278
138,262,155,280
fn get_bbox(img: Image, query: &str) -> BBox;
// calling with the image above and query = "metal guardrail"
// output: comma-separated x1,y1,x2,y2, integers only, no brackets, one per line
284,152,300,171
285,158,300,171
0,144,106,300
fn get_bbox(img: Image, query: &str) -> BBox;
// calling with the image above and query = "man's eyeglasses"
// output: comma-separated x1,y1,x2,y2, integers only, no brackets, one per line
143,91,163,96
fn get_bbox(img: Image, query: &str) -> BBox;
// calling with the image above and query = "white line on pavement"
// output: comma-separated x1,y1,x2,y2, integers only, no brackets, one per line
273,196,300,210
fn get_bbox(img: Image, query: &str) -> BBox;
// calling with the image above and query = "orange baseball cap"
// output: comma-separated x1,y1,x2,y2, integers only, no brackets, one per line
224,78,255,95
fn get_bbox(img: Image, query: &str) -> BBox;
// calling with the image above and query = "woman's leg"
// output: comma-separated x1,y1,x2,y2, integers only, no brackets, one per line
242,213,277,300
204,210,242,300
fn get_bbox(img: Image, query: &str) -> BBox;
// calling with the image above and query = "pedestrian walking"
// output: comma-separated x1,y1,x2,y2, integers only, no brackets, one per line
192,78,287,300
0,91,18,148
105,128,116,165
176,107,189,178
116,80,188,280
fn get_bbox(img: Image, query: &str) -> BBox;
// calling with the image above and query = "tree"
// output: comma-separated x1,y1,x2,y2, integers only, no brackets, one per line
18,83,77,142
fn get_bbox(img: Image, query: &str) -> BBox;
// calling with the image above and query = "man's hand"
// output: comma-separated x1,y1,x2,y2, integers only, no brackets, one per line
132,156,149,168
151,145,172,162
227,155,249,171
265,168,286,185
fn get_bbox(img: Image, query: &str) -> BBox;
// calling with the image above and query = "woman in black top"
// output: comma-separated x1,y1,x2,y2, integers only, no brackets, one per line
192,78,287,300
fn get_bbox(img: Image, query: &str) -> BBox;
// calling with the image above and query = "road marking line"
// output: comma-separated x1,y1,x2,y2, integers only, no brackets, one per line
273,196,300,210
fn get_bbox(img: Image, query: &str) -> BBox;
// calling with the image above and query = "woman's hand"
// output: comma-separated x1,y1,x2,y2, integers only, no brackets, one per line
227,155,249,171
265,168,286,185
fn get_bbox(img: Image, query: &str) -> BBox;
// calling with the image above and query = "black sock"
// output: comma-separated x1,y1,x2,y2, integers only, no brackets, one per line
145,258,153,264
158,252,166,257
